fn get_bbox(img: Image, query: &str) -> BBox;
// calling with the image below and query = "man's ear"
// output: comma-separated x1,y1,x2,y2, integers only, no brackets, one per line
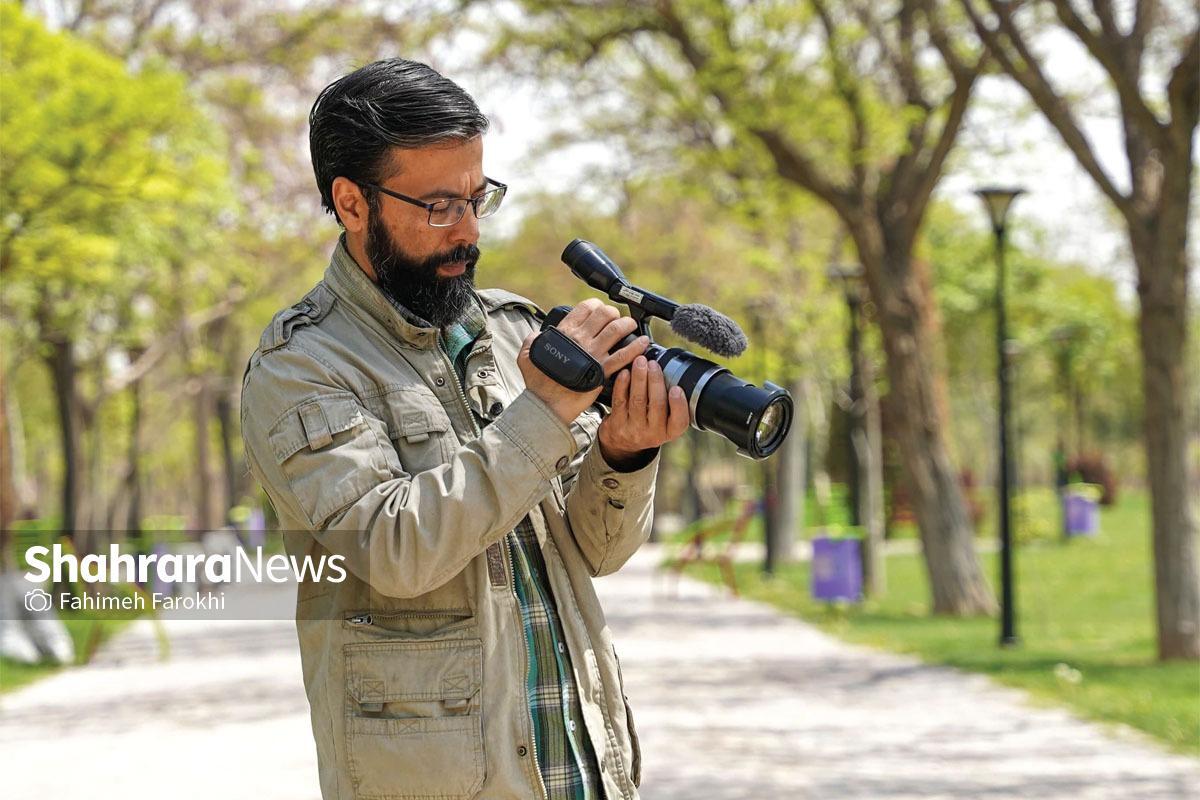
331,177,368,234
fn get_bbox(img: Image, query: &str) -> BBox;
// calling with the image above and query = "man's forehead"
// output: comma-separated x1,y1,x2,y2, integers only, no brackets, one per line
383,139,484,187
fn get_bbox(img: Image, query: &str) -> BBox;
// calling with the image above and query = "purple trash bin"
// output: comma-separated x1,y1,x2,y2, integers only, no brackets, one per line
1064,491,1099,537
811,536,863,602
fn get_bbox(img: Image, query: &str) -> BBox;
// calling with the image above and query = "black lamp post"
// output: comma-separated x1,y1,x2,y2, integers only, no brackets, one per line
975,186,1025,647
827,264,866,529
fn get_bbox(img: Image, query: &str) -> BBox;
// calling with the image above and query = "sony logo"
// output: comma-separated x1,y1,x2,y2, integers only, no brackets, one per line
545,345,572,363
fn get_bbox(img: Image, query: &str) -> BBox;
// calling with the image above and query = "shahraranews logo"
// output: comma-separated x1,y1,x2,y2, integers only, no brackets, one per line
24,544,347,585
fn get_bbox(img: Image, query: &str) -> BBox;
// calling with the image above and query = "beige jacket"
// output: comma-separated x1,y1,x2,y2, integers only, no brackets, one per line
239,241,656,800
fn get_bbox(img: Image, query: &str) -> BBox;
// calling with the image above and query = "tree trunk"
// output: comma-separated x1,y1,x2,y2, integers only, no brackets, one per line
864,242,995,615
761,453,781,574
0,374,15,570
775,378,808,566
215,386,239,526
125,370,144,536
45,336,85,541
854,358,886,597
1130,165,1199,660
192,377,217,531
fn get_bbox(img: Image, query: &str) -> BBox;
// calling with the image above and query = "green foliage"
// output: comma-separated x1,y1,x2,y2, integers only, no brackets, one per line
0,3,235,351
683,491,1199,754
922,203,1141,483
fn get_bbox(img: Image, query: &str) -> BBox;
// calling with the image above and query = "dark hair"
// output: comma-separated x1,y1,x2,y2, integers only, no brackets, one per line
308,58,490,221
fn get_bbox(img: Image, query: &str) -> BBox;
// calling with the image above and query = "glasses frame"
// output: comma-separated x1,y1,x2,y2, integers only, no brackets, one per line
360,176,508,228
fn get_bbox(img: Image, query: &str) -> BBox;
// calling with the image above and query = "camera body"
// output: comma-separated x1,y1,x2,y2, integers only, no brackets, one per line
532,302,792,460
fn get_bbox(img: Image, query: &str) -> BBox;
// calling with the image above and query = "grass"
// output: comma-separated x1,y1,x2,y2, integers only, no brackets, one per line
679,490,1200,756
0,611,141,693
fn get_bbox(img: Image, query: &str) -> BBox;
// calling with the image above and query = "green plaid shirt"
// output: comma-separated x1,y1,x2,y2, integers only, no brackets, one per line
387,285,603,799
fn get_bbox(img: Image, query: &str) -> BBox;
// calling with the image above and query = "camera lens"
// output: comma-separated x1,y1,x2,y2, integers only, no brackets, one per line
754,398,789,453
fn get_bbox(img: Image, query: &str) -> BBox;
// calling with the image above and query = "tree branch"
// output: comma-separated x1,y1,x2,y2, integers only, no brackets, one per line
1165,26,1200,145
810,0,871,197
101,288,245,398
1048,0,1165,142
961,0,1132,215
656,0,856,216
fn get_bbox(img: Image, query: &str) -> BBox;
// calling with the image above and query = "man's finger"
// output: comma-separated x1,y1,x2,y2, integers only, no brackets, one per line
558,299,601,335
629,355,648,420
666,384,691,439
602,335,649,377
519,330,538,359
646,360,667,434
610,368,630,417
593,316,639,354
578,302,620,339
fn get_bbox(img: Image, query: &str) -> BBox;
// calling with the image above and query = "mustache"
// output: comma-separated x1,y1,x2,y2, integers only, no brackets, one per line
425,243,480,271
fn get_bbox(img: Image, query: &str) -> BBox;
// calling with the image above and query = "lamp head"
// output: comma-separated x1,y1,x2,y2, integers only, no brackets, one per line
974,186,1026,233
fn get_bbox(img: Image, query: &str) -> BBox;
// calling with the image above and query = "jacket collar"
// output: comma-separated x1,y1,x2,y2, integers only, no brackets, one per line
324,235,443,350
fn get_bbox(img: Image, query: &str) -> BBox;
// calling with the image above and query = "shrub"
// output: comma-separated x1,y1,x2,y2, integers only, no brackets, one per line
1066,452,1119,505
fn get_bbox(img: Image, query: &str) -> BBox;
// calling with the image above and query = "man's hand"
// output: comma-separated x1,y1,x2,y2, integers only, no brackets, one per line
596,354,690,467
518,298,648,425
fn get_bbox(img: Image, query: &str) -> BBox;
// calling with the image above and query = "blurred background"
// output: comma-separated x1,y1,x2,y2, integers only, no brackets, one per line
0,0,1197,786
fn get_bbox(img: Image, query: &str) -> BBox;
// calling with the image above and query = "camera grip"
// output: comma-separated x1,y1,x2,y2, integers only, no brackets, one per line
529,326,605,392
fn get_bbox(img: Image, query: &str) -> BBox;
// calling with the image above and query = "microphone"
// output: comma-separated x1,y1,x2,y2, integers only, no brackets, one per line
670,305,748,358
561,239,748,358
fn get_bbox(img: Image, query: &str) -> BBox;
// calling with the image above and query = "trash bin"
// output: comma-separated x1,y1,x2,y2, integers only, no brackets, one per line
811,535,863,602
1063,485,1100,537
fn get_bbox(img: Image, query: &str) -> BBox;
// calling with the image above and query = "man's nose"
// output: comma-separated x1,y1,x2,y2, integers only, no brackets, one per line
448,206,480,244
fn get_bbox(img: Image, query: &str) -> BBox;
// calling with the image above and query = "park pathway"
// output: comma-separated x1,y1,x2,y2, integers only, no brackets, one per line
1,545,1196,799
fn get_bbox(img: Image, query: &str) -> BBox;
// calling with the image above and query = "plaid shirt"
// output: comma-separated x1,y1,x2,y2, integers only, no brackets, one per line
389,286,604,799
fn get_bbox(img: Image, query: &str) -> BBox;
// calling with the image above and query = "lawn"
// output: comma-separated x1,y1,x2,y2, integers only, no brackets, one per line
679,491,1200,756
0,612,141,693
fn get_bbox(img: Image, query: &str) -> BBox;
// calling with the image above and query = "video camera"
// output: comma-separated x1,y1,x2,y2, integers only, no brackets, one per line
529,240,793,459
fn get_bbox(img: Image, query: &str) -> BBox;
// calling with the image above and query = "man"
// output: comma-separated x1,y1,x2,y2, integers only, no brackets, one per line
239,58,688,800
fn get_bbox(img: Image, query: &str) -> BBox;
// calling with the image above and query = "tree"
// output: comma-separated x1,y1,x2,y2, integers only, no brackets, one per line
0,4,235,538
479,0,996,613
958,0,1198,659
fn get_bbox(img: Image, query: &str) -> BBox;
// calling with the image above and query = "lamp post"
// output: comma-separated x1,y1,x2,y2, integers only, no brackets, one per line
827,265,866,529
975,186,1025,647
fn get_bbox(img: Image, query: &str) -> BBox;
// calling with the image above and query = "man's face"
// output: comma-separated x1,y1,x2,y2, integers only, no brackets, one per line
364,138,486,327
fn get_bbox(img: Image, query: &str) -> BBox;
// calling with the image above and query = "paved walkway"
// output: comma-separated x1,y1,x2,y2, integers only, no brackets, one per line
1,546,1196,799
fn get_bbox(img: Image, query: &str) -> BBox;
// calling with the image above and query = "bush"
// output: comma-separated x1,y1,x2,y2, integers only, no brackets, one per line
1066,452,1119,505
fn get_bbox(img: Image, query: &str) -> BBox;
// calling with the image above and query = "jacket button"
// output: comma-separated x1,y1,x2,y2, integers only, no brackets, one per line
602,478,620,489
517,745,528,757
609,499,625,509
555,456,569,471
489,401,503,416
478,369,489,379
435,377,445,386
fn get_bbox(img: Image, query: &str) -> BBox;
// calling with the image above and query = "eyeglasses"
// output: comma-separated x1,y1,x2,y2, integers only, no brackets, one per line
360,176,508,227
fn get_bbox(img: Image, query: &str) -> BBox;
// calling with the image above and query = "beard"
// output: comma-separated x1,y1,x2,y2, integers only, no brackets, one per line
365,211,479,329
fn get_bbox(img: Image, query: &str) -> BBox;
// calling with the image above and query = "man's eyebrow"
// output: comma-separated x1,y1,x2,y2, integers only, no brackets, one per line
421,180,489,200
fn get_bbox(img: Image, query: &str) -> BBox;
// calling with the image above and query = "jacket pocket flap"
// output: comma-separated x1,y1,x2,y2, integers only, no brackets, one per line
397,409,449,442
268,394,366,462
346,639,482,703
382,390,452,442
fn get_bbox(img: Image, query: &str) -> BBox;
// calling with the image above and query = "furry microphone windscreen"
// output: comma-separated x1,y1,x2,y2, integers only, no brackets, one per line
669,304,749,358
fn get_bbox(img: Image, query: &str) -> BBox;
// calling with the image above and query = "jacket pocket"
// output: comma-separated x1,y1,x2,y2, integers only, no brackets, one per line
612,645,642,788
269,393,389,529
344,638,485,799
380,388,455,473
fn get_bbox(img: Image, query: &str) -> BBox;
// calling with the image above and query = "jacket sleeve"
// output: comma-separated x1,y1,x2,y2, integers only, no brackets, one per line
561,408,661,578
240,343,580,599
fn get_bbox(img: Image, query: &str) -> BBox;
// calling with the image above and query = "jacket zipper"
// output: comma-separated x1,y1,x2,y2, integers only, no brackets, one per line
439,334,549,800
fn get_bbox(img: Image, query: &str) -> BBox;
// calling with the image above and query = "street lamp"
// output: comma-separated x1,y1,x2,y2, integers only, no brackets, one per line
975,186,1025,647
827,264,866,529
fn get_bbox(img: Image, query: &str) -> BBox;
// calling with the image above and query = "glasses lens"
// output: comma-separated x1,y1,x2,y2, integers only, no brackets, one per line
475,187,505,219
429,199,468,227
